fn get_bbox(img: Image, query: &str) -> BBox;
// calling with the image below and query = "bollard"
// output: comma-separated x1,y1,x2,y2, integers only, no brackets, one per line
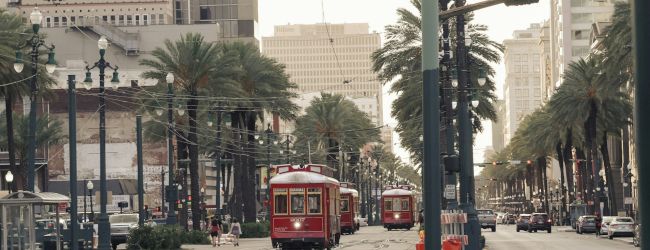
442,239,461,250
416,230,425,250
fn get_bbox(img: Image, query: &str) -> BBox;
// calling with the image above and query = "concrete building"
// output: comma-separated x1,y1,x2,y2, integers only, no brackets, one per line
539,21,554,103
503,23,543,143
172,0,258,44
549,0,615,88
491,100,505,152
380,126,394,154
262,23,383,128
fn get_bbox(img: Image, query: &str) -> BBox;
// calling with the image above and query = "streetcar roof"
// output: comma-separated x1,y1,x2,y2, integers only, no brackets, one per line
340,187,359,197
270,171,340,185
381,189,413,196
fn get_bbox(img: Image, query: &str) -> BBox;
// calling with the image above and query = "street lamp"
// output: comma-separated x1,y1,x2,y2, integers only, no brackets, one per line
5,171,13,193
14,7,56,192
87,181,94,222
165,72,177,225
84,35,120,250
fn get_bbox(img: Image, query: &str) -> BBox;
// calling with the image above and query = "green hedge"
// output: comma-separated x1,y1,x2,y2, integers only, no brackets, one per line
239,221,270,238
126,225,210,249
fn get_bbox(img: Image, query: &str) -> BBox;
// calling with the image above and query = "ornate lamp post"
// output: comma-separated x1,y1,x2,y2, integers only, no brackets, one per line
14,7,57,192
83,36,120,249
87,181,94,222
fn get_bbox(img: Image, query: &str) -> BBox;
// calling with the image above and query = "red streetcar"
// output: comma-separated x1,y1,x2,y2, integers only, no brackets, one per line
381,185,416,231
269,164,341,250
339,183,360,234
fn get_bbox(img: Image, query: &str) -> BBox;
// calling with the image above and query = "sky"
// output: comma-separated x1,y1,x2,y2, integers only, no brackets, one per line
258,0,551,169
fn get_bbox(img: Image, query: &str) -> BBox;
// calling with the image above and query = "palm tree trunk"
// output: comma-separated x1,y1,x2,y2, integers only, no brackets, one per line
187,98,201,230
231,112,243,221
556,142,567,222
5,94,16,192
563,129,574,203
244,112,258,222
600,132,618,215
539,156,549,213
586,101,599,214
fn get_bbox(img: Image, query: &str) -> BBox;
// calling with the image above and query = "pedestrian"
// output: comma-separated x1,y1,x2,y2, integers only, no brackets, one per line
595,212,602,237
210,217,223,247
230,218,242,247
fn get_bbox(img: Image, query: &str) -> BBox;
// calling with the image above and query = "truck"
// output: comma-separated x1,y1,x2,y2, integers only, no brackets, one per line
477,209,497,232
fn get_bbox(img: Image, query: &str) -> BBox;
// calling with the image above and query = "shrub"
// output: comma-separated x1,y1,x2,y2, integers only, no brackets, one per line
239,221,270,238
127,225,209,249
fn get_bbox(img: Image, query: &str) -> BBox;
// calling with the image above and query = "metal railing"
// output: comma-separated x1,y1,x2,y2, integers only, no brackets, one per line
88,21,140,56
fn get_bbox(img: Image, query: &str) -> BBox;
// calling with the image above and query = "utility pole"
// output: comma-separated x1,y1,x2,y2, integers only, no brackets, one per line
633,0,649,245
441,0,459,211
214,104,223,219
422,0,442,248
67,75,79,250
137,115,144,226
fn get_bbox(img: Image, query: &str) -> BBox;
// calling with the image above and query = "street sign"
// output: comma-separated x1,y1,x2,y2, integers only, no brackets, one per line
444,185,456,199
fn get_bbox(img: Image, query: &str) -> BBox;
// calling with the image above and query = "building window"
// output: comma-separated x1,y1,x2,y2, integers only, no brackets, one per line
572,46,590,57
572,29,590,40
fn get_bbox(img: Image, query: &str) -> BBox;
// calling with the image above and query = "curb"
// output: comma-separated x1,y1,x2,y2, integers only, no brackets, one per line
611,237,634,245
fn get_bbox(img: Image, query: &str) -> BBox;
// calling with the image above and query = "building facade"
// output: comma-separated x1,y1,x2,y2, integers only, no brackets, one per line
491,100,505,152
172,0,258,43
503,23,543,143
549,0,615,88
262,23,383,129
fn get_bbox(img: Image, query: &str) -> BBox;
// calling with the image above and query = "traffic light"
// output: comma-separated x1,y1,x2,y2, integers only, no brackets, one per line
443,154,460,172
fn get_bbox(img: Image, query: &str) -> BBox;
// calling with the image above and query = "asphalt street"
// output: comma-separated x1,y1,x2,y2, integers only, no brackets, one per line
181,225,420,250
483,224,637,250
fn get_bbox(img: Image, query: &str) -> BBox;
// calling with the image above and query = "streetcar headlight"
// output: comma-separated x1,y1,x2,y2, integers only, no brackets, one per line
394,214,400,219
293,221,301,229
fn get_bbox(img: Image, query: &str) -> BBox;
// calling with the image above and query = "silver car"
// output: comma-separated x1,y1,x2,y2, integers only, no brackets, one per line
600,216,616,235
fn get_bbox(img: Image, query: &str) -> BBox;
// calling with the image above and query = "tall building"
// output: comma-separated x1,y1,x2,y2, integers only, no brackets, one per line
539,21,554,103
491,100,505,152
262,23,383,128
173,0,258,43
503,23,543,143
549,0,615,88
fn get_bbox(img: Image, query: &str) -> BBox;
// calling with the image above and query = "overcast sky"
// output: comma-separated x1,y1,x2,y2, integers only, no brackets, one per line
258,0,550,168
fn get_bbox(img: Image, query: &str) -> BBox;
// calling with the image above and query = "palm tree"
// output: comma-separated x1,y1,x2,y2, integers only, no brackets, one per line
293,93,379,173
547,57,631,214
371,0,503,165
0,114,63,189
217,41,299,223
140,33,223,230
0,9,58,191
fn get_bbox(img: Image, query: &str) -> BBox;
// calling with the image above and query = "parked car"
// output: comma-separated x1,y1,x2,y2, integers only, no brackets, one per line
576,215,598,234
599,216,616,235
109,214,139,250
516,214,531,232
608,217,635,239
36,218,66,230
477,209,497,232
496,213,505,224
527,213,552,233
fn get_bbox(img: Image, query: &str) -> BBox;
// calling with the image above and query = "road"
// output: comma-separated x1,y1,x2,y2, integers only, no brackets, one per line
182,225,420,250
484,224,637,250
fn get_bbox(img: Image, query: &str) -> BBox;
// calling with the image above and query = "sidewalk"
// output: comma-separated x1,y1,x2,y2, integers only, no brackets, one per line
556,226,575,232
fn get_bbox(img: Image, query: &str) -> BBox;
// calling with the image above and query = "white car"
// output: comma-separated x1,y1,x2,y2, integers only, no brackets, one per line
357,217,368,227
608,217,635,239
600,216,616,235
109,214,139,249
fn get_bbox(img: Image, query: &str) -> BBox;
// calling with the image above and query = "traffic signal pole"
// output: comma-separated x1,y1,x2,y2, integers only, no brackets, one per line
422,0,442,248
632,0,649,246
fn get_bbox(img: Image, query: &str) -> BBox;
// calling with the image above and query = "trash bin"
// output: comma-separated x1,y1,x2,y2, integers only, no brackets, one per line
41,234,63,250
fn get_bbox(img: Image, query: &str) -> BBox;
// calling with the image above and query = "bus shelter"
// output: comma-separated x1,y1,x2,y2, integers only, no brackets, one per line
0,191,69,250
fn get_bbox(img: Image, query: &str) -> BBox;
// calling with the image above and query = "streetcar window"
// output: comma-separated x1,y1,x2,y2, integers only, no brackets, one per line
341,198,350,212
401,198,409,211
290,188,305,214
393,198,401,211
307,188,322,214
274,188,288,215
384,199,392,211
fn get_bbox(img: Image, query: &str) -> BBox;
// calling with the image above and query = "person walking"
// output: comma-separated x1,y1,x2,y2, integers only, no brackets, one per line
230,218,242,247
595,212,603,237
210,217,223,247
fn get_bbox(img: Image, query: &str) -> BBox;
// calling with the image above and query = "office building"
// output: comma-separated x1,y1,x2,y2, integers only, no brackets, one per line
262,23,383,128
503,23,543,143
